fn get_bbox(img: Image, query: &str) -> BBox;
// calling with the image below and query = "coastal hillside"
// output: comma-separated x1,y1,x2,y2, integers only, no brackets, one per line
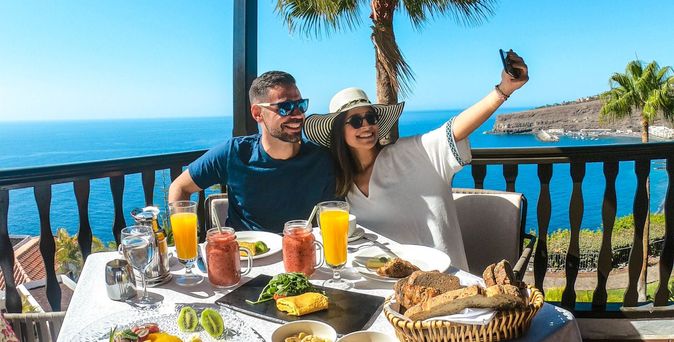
493,99,674,134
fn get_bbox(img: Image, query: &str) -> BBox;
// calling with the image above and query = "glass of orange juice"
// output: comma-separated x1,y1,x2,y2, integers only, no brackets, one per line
318,201,352,290
169,200,203,286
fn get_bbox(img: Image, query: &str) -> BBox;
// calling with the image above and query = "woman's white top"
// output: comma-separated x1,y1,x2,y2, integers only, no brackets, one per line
347,118,472,270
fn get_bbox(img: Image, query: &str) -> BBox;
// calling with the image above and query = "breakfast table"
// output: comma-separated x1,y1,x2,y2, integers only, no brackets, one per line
58,226,581,341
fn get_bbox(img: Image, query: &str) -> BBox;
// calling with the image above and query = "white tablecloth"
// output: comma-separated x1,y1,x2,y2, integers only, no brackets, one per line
58,228,581,341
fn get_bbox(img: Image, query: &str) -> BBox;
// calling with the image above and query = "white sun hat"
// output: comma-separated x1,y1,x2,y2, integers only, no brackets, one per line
304,87,404,148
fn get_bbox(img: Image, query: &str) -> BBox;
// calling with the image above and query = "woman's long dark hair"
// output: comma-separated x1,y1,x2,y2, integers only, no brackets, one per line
330,112,381,197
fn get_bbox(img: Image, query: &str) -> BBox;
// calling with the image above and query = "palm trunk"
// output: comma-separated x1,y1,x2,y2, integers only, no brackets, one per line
637,118,650,302
370,0,397,106
370,0,407,144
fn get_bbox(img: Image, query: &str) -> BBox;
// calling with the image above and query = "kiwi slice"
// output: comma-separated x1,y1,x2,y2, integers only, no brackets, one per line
177,306,199,332
200,308,224,338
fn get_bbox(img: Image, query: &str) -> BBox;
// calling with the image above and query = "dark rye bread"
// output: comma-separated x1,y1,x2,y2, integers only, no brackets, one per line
483,260,516,287
394,271,463,309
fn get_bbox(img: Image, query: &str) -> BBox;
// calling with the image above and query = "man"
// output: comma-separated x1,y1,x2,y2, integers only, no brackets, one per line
169,71,336,233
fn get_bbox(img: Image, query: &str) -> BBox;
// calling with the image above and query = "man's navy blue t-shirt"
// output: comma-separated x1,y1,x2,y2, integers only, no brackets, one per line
188,135,337,233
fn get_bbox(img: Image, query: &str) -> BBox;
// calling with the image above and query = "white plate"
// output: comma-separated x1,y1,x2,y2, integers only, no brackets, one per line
69,307,264,341
236,230,282,260
351,244,451,282
347,226,365,242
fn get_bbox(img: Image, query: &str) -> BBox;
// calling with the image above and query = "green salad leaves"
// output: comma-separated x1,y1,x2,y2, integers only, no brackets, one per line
246,273,322,305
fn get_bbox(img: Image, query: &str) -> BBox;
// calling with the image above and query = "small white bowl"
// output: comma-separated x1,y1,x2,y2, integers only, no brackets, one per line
272,320,338,342
338,331,396,342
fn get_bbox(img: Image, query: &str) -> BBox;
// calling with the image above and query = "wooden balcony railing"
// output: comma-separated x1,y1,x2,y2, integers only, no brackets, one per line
1,142,672,319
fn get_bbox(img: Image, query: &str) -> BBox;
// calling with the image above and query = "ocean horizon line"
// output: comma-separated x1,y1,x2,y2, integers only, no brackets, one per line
0,106,534,123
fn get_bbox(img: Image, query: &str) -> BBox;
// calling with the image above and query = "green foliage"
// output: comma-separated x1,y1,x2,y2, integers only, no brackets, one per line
54,228,112,280
159,169,175,247
545,213,666,255
600,60,674,135
21,295,39,313
544,277,674,303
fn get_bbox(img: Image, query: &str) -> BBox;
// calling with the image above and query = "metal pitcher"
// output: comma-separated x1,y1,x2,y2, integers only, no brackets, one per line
105,259,137,301
130,206,172,286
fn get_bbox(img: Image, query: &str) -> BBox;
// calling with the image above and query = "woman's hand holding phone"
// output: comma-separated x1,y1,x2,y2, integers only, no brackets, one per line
498,49,529,96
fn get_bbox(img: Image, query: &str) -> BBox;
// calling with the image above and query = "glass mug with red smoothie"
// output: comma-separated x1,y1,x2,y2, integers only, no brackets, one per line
205,228,253,288
283,220,324,276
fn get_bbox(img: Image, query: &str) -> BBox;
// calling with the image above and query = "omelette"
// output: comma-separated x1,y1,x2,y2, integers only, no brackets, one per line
275,292,329,316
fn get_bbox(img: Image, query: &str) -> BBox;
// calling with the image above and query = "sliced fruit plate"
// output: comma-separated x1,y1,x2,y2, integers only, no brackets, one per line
72,306,264,342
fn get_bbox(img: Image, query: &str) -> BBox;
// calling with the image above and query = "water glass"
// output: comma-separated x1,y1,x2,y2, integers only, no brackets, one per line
317,201,352,290
169,200,204,286
120,225,163,308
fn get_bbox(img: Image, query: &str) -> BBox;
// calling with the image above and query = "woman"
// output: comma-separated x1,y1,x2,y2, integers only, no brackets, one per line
304,52,528,271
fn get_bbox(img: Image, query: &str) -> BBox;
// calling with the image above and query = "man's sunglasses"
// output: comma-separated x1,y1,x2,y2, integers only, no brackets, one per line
345,112,379,129
257,98,309,116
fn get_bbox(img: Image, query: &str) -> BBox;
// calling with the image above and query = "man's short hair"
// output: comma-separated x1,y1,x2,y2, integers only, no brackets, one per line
249,71,296,104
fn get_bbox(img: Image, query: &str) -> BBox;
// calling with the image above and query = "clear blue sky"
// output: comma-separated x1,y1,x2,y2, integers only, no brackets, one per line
1,1,673,121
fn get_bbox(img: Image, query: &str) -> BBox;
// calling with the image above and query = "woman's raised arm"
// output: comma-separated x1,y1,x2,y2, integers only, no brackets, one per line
452,51,529,142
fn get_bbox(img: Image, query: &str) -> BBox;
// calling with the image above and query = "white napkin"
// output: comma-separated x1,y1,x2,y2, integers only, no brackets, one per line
387,299,496,326
422,307,496,325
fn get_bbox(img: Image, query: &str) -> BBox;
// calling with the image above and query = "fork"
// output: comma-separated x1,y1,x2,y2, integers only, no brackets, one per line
347,242,376,253
361,235,400,258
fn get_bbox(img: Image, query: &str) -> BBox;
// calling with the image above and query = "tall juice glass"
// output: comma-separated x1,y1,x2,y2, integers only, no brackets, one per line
318,201,352,289
169,200,203,286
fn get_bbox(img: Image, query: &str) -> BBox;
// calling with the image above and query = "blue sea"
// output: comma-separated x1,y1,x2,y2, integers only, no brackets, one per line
1,109,669,242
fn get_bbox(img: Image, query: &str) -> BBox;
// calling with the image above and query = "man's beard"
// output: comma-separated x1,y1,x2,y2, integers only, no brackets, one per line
264,119,303,143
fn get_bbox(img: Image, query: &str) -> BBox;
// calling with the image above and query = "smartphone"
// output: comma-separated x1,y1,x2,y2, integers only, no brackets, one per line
499,49,520,78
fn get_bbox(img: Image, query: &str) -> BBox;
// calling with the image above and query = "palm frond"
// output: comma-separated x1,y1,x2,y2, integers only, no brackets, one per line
275,0,363,38
600,88,634,121
626,60,644,80
656,65,672,83
602,59,674,128
401,0,496,29
371,21,415,98
609,73,634,92
656,82,674,123
643,91,660,123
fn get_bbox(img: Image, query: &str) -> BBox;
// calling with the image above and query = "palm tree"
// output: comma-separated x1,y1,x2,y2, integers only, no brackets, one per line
275,0,496,141
600,60,674,301
54,228,109,281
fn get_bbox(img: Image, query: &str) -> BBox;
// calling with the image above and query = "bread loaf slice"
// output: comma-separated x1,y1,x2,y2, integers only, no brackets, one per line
483,263,497,287
394,271,463,309
485,284,525,309
404,285,490,321
493,260,516,286
483,260,516,287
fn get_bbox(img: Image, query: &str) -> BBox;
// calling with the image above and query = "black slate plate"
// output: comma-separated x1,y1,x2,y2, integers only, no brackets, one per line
215,274,386,335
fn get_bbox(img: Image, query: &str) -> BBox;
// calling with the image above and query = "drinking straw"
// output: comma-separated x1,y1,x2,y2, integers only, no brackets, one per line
304,205,318,230
211,205,223,234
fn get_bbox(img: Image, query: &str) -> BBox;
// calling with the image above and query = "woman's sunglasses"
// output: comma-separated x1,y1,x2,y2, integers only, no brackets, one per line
257,98,309,116
345,112,379,129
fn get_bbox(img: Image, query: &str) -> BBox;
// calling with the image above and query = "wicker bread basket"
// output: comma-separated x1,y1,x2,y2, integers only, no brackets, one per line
384,287,544,342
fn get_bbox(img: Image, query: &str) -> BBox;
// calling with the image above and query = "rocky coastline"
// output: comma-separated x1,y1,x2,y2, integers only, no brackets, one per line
492,99,674,140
